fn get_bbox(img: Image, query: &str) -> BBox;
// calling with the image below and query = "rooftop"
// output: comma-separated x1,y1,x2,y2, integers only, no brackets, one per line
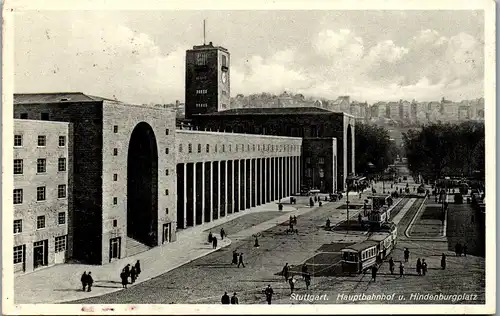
14,92,120,104
196,107,335,116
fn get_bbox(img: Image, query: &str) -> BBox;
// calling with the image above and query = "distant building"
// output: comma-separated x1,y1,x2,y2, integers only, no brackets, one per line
387,102,400,120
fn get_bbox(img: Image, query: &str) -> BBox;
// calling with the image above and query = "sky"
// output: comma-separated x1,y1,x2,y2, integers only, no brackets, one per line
14,10,485,104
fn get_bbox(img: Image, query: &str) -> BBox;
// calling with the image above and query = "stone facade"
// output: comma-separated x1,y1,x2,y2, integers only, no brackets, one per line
13,119,71,273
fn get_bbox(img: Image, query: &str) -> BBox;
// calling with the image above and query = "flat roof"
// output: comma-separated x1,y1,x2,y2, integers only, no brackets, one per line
196,107,336,116
14,92,120,104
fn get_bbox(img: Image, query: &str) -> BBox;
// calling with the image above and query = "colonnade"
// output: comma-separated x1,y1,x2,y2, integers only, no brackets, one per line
176,155,301,229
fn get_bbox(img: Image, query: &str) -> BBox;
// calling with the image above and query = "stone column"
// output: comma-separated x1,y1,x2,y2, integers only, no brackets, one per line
201,162,205,221
183,163,187,228
192,164,197,227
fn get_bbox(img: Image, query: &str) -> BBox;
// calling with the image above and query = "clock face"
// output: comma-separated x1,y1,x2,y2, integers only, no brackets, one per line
221,72,227,84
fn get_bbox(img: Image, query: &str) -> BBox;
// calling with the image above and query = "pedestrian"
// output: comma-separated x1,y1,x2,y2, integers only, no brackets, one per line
301,264,308,280
319,201,322,207
221,291,230,304
358,213,362,224
208,232,213,243
463,244,468,257
212,236,218,249
389,257,395,275
293,215,297,225
124,264,131,280
86,272,93,292
231,292,239,304
288,276,296,294
81,271,87,291
135,260,141,277
120,270,128,288
326,218,331,229
404,248,410,263
282,263,289,281
399,262,405,278
220,228,225,240
265,285,274,305
416,258,422,276
304,273,311,290
130,266,137,284
238,253,245,268
254,236,260,247
289,215,293,224
232,250,238,265
371,265,378,282
455,243,462,256
422,259,428,276
441,253,446,270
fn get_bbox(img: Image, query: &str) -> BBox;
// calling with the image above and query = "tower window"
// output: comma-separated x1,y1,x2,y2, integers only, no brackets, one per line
14,135,22,147
113,174,118,181
188,144,192,153
166,128,170,135
198,144,201,153
196,52,208,66
206,144,210,153
222,55,228,68
59,136,66,146
165,148,169,154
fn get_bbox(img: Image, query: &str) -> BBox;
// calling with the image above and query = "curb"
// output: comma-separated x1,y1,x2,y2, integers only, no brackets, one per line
404,196,428,238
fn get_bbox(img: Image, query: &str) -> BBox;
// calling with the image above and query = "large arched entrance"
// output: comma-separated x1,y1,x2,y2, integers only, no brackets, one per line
347,124,353,176
127,122,158,247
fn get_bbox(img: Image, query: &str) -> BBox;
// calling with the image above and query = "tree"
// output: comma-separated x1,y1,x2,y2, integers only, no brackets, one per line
355,123,397,175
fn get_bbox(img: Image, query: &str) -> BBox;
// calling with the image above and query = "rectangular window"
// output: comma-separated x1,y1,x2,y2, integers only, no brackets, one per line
13,246,23,264
305,157,311,164
196,52,208,66
253,144,256,151
113,197,118,205
318,157,325,164
165,128,170,135
41,112,49,120
113,148,118,156
206,144,210,153
179,144,183,153
58,158,66,172
113,174,118,181
113,219,118,227
20,113,28,119
305,168,312,178
222,144,225,152
14,219,22,234
165,169,169,176
14,159,23,175
58,212,66,225
222,55,228,68
58,136,66,146
215,144,218,153
113,125,118,133
38,135,46,147
37,187,46,201
37,159,47,173
37,215,46,229
165,189,169,195
166,208,169,214
198,144,201,153
58,184,67,198
13,189,23,204
188,144,192,153
55,235,67,252
165,148,169,154
229,144,232,152
14,135,23,147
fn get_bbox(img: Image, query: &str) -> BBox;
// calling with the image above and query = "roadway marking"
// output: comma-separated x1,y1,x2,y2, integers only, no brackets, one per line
392,198,416,225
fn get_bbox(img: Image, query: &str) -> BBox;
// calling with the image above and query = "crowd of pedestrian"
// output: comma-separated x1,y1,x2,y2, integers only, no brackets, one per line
120,260,141,288
80,271,94,292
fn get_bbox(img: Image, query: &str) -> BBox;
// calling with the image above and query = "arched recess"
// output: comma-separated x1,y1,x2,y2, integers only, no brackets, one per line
127,122,158,247
347,124,353,176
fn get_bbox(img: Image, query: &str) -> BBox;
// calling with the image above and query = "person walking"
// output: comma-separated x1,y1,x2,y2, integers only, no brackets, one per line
265,285,274,305
304,273,311,290
86,272,93,292
404,248,410,263
399,262,405,278
135,260,141,277
232,250,238,265
441,253,446,270
416,258,422,276
212,236,218,249
288,276,296,294
254,236,260,248
120,270,128,288
81,271,87,291
231,292,239,304
389,257,395,275
221,292,230,304
371,265,378,282
282,263,290,281
220,228,226,240
208,232,213,243
293,215,297,225
422,259,428,276
301,264,308,280
238,253,245,268
130,266,137,284
124,264,131,282
455,243,462,256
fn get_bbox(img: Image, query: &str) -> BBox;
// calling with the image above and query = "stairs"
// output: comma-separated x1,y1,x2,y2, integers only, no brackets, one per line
126,237,151,257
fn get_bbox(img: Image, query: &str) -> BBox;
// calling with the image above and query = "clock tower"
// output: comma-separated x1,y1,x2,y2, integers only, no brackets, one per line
185,42,230,119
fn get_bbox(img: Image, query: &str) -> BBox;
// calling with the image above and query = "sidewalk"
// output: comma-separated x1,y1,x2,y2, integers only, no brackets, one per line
14,196,329,304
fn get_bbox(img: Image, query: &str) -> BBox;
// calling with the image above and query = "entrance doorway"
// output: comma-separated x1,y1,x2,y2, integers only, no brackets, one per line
109,237,121,262
163,223,172,244
127,122,159,247
33,240,48,269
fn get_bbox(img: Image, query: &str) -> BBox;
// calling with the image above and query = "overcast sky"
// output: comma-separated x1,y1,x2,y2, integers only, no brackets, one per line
14,10,484,104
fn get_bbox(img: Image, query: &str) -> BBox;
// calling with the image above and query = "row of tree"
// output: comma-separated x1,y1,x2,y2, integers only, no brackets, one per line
402,122,485,180
355,123,399,175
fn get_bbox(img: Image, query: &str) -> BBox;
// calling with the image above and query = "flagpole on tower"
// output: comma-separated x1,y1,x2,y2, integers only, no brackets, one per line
203,19,206,45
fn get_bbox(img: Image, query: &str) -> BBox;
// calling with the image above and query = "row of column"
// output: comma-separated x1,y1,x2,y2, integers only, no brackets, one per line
176,156,301,229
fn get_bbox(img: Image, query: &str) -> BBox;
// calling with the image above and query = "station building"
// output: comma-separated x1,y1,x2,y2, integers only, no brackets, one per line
11,41,354,273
